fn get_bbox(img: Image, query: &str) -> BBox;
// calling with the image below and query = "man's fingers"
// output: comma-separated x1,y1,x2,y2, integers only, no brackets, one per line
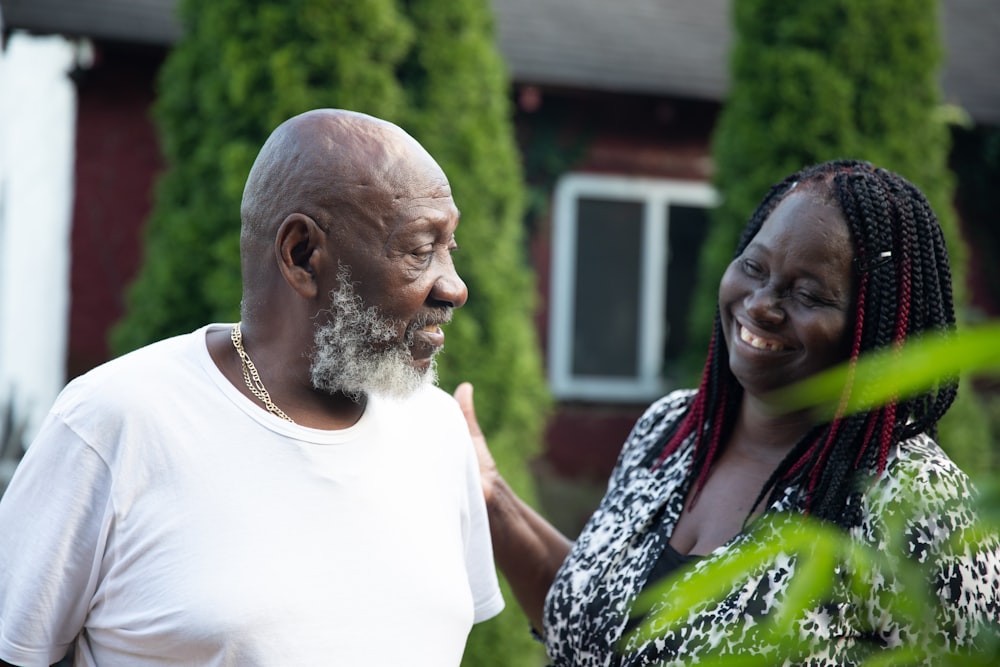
453,382,482,436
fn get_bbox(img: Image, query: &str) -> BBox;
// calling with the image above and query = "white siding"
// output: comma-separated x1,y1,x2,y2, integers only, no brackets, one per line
0,30,77,483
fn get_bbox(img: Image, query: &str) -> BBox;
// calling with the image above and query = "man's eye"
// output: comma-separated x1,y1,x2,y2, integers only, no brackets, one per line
410,250,434,263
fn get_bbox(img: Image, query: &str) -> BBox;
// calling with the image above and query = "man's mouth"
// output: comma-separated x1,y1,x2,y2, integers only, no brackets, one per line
406,313,451,360
739,325,787,352
414,324,445,346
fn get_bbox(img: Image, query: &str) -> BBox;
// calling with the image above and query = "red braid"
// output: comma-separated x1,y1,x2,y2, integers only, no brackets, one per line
655,328,717,466
688,382,729,507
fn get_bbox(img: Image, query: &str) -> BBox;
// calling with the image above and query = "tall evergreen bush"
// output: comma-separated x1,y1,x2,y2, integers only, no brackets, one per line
111,0,412,347
400,1,550,663
112,0,549,663
689,0,989,469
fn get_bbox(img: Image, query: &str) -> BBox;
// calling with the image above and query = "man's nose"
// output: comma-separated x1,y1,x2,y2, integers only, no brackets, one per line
432,263,469,309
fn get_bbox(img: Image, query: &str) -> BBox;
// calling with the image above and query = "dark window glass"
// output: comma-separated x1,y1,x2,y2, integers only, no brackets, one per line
663,204,711,365
571,198,643,377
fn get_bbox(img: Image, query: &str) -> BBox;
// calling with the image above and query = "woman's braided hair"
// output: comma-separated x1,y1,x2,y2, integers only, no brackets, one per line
656,159,958,527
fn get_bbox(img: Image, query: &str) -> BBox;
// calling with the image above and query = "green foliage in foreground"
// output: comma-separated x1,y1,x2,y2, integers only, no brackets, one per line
627,323,1000,664
629,494,999,665
769,322,1000,419
770,321,1000,471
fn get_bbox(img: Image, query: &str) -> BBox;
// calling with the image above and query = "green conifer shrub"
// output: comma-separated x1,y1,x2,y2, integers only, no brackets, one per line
398,1,550,663
689,0,989,469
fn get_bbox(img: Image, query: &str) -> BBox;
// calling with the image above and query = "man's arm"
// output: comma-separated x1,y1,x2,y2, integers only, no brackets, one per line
454,383,572,632
0,416,107,667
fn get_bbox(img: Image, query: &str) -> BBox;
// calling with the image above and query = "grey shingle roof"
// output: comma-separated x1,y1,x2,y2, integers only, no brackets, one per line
939,0,1000,125
1,0,181,45
494,0,730,101
2,0,997,123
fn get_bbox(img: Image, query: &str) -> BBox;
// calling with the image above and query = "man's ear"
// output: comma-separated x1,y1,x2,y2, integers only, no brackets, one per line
275,213,326,299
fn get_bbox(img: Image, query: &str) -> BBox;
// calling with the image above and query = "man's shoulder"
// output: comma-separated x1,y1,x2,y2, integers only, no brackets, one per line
56,327,209,413
370,384,468,442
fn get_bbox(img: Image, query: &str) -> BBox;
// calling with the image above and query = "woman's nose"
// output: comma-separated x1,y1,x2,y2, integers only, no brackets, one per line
744,286,785,324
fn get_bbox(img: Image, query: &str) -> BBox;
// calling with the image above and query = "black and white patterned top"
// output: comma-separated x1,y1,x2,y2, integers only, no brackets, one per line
543,390,1000,666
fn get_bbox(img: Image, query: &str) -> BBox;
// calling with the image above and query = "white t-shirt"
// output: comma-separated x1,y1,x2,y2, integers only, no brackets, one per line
0,324,503,667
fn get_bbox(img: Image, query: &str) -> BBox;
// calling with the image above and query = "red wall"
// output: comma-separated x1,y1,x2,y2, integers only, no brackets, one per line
68,42,165,379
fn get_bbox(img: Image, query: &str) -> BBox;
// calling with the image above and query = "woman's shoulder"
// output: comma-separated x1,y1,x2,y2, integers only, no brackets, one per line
633,389,697,438
857,432,1000,650
879,432,976,502
860,432,985,545
614,389,697,470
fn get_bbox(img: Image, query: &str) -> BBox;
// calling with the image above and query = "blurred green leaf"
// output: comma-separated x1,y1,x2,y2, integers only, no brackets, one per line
626,497,996,665
769,321,1000,418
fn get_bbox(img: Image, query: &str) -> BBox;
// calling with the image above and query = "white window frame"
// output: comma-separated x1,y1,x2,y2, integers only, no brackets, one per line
548,173,718,402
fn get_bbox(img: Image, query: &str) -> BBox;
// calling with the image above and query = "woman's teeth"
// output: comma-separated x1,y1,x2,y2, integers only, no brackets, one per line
740,325,785,351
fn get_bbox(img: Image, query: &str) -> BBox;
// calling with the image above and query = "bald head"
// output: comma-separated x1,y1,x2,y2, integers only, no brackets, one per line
234,109,466,396
239,109,451,282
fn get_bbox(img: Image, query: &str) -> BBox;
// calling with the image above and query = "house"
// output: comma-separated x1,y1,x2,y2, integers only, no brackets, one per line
2,0,997,529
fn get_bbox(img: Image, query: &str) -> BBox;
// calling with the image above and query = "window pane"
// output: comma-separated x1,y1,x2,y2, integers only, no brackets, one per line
664,204,711,364
572,198,643,377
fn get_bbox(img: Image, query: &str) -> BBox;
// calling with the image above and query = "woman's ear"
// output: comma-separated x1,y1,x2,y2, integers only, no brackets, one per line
275,213,326,299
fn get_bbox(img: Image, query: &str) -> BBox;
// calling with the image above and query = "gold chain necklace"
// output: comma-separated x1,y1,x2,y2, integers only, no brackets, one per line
230,322,294,423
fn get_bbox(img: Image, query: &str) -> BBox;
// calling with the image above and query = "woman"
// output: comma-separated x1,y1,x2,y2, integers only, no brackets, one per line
456,160,1000,665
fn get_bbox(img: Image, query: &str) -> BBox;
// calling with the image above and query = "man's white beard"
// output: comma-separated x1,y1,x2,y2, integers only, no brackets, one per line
309,271,447,401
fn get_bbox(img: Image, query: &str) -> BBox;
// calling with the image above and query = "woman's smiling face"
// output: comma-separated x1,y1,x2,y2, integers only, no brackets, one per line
718,188,856,397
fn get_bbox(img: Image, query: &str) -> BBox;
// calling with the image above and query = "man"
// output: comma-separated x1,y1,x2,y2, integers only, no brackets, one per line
0,109,503,666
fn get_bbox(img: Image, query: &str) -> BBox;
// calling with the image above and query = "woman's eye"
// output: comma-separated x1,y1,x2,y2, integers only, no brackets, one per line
796,290,826,307
741,258,764,277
